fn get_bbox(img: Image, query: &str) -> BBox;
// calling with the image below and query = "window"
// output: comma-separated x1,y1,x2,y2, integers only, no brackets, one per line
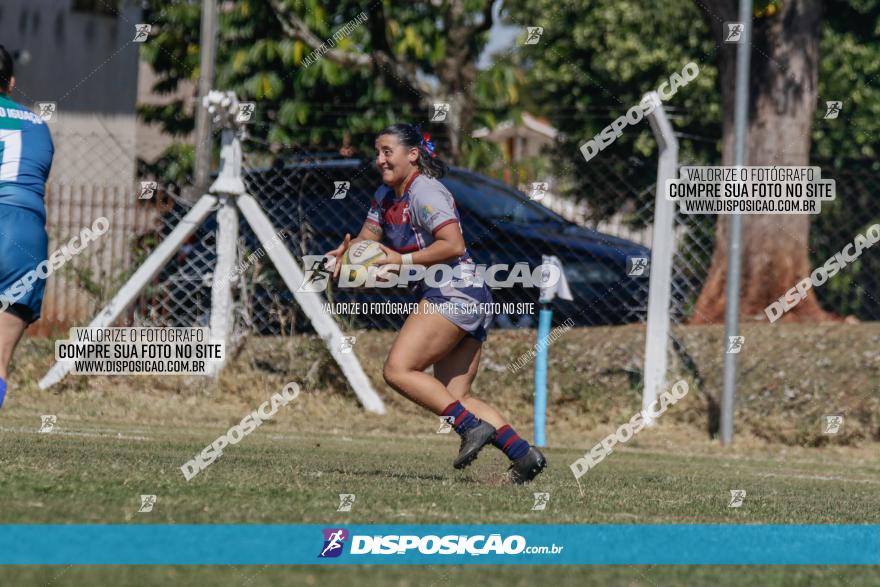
443,174,566,225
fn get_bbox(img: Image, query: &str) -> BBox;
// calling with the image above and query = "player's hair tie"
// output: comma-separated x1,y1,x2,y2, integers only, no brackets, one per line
421,132,436,158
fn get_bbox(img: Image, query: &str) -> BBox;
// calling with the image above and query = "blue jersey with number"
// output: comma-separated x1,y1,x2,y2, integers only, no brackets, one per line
0,94,54,221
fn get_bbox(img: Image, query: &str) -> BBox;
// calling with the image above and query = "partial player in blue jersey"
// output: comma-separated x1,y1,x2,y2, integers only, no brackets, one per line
324,124,546,484
0,45,55,408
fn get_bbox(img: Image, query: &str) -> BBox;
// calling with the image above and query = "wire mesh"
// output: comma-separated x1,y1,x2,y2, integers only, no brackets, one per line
38,132,880,342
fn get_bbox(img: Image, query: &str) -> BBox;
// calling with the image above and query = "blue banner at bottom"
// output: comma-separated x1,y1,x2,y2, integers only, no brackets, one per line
0,525,877,565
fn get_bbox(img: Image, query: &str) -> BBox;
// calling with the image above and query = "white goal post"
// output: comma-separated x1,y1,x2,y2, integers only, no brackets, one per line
642,92,678,422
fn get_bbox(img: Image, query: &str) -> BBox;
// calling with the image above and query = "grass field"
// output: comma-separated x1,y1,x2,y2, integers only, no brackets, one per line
1,324,879,584
2,417,880,525
1,415,879,585
3,565,880,587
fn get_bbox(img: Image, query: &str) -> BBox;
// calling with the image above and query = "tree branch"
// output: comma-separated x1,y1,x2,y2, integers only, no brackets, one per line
270,0,433,97
469,0,495,36
270,0,369,68
693,0,738,44
442,0,495,69
367,1,393,57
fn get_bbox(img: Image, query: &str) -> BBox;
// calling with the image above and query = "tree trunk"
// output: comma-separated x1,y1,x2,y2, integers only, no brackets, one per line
691,0,834,324
433,10,481,163
434,62,476,162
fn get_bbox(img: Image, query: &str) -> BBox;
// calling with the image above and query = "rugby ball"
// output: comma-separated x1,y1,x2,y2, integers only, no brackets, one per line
341,240,386,283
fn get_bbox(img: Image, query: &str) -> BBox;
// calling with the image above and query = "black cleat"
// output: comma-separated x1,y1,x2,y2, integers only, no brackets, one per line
453,421,496,469
508,446,547,484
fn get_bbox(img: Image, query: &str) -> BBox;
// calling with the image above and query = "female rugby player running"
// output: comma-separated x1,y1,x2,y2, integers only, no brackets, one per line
324,124,546,484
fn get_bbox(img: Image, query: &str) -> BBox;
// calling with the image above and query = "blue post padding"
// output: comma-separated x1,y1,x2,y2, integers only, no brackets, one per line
533,307,553,447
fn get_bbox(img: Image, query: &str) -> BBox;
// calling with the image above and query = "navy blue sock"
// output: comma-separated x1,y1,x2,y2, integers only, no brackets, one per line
492,424,530,460
0,377,6,409
441,400,480,435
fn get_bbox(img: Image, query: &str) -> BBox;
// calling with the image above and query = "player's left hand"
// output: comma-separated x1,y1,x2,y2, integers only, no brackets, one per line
374,244,402,283
375,244,402,268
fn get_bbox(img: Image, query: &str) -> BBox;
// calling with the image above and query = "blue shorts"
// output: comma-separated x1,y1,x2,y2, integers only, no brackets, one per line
420,282,494,343
0,205,49,324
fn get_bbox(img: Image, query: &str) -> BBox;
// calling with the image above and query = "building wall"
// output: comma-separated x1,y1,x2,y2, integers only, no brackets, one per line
0,0,140,115
1,0,161,334
0,0,142,185
135,60,196,164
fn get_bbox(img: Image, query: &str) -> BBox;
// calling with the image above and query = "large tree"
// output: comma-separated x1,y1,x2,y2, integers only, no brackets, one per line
691,0,829,323
506,0,880,322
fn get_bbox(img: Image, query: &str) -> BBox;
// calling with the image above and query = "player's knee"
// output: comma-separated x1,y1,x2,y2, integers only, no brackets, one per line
382,357,407,390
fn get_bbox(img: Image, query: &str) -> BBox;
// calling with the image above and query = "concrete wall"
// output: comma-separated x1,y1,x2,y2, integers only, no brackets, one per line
0,0,142,185
0,0,141,115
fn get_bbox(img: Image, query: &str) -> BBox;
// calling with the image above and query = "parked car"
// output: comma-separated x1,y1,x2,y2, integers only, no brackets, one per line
156,158,650,333
236,158,650,331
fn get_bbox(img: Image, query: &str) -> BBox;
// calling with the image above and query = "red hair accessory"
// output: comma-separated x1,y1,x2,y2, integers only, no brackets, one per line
421,132,437,158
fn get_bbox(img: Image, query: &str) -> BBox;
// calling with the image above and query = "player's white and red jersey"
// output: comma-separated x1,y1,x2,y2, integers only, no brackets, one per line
365,171,474,269
365,170,493,342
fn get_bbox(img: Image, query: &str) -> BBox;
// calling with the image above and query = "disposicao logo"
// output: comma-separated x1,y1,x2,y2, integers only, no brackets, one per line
316,528,565,558
319,528,349,558
318,530,535,556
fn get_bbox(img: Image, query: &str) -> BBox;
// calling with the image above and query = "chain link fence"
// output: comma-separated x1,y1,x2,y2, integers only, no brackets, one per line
809,163,880,320
35,127,147,336
37,132,880,341
537,151,880,325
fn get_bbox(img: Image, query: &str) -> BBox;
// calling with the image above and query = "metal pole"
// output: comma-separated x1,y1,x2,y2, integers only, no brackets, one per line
191,0,218,201
207,128,244,377
721,1,753,446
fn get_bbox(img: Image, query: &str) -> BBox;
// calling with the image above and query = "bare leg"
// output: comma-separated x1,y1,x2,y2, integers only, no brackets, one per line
0,311,28,380
434,336,508,429
383,300,467,414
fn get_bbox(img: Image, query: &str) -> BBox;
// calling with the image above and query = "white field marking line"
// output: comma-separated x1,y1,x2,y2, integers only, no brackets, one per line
561,445,880,482
756,471,880,486
28,423,156,435
0,427,307,445
71,426,156,436
574,444,880,469
8,423,303,443
0,426,150,441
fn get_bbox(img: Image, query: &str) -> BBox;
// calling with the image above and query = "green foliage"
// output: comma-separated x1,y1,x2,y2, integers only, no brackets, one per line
138,0,880,190
506,0,718,209
499,0,880,319
809,164,880,319
139,0,519,179
813,0,880,163
137,142,194,189
506,0,880,215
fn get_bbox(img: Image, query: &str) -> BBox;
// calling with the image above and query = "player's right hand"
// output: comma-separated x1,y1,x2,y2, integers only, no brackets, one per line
322,233,351,279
